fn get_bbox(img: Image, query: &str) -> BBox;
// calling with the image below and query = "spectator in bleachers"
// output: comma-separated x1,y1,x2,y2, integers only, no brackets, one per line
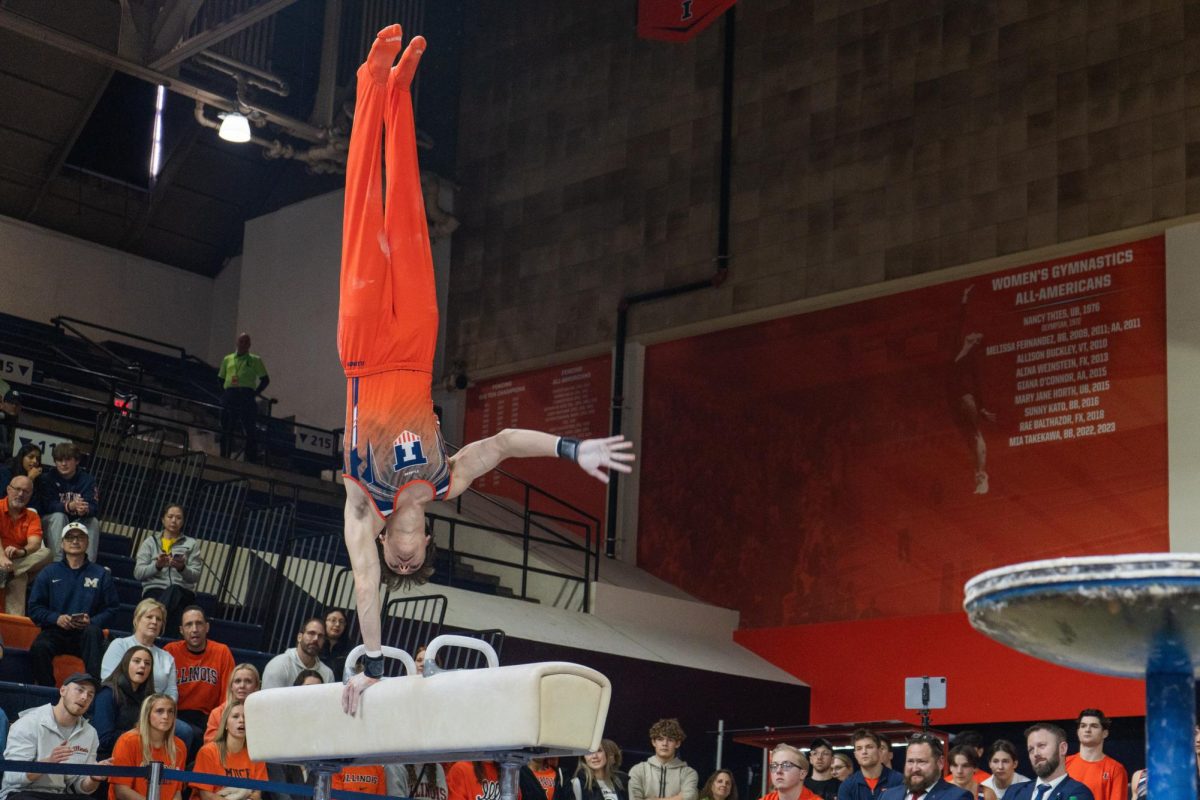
571,740,626,800
806,739,840,800
830,756,854,783
92,645,155,758
133,504,203,630
28,524,119,685
164,606,235,738
321,607,352,680
0,380,19,457
838,729,901,800
699,769,733,800
1009,725,1095,800
879,741,893,773
0,672,105,800
882,734,970,800
947,746,996,800
332,765,387,796
447,762,504,800
980,741,1029,800
759,745,817,800
1065,709,1127,800
101,598,179,701
293,669,325,686
260,618,333,689
39,443,100,564
0,475,52,615
947,733,989,784
204,663,260,743
218,333,270,463
522,757,564,800
0,444,46,513
191,700,268,800
108,693,187,800
628,718,699,800
387,762,448,800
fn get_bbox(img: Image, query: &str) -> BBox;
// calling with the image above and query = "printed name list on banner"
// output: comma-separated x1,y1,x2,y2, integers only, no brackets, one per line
976,240,1161,450
464,354,612,524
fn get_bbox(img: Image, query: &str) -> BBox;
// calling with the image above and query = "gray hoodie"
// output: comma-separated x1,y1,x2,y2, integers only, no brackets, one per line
261,647,335,689
133,532,203,593
628,757,698,800
1,703,99,799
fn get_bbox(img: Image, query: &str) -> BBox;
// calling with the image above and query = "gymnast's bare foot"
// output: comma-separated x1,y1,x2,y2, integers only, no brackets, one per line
365,24,405,84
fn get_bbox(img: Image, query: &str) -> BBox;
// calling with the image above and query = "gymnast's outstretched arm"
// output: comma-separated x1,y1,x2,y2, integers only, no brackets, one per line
445,429,635,500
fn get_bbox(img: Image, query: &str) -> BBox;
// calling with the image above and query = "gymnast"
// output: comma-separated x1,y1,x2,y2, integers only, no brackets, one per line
338,26,634,714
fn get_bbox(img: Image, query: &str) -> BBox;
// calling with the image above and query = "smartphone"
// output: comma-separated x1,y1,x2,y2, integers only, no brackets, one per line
70,613,87,622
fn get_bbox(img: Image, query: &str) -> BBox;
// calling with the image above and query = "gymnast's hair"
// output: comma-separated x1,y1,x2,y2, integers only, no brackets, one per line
137,693,179,767
575,739,624,791
214,699,248,763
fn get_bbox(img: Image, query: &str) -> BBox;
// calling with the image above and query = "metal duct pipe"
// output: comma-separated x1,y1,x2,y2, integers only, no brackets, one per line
309,0,343,127
194,50,290,96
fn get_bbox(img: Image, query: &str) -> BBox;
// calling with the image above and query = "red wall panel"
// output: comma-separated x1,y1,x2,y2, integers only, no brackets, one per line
735,613,1144,725
639,237,1167,629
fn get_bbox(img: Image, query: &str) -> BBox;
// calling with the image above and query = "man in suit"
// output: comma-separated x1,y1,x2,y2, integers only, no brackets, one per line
1007,725,1096,800
880,734,971,800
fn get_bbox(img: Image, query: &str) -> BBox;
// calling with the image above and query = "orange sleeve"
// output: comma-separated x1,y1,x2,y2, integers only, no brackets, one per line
205,705,223,743
446,763,476,800
107,733,140,800
191,744,223,792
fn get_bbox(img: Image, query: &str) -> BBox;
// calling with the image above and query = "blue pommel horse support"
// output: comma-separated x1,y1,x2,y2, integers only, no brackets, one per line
965,555,1200,800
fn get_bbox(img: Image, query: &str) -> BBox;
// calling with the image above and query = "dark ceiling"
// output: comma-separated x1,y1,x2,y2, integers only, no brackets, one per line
0,0,461,277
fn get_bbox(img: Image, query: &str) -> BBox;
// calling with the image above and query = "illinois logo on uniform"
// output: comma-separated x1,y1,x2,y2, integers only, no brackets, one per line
393,430,428,471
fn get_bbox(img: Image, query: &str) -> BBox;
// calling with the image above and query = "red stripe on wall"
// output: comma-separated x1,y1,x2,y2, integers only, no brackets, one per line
734,612,1144,725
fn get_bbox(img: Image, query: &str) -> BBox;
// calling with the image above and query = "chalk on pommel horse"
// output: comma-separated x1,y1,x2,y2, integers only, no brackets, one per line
245,635,612,800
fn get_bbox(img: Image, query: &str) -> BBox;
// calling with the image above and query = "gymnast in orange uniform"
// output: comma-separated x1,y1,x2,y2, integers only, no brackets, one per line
339,26,634,714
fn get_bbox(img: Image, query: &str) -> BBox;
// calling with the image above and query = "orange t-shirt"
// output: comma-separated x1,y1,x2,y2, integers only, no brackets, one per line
204,703,225,743
190,742,268,793
108,731,187,800
0,499,41,550
531,766,557,800
1065,754,1128,800
332,765,387,795
164,641,235,716
448,762,514,800
759,790,822,800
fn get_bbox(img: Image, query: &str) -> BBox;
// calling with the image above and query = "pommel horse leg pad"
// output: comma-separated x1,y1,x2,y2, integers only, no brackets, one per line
244,662,611,765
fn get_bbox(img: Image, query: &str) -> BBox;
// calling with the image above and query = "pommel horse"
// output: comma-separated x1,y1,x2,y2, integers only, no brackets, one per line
245,635,612,800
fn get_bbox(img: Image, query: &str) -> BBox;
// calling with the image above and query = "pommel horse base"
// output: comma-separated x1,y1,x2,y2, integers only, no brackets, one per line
245,636,612,800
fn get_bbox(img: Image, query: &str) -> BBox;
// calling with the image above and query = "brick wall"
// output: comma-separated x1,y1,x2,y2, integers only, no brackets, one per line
448,0,1194,373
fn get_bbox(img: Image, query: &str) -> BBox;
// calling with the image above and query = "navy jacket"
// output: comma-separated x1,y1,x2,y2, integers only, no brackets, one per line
28,558,119,629
838,767,903,800
1006,778,1095,800
880,780,972,800
39,468,101,518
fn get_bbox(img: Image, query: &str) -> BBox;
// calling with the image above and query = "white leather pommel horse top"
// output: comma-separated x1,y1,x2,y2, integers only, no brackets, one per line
244,636,612,800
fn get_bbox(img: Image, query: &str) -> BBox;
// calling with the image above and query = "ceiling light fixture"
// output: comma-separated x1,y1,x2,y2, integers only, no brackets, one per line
218,111,251,143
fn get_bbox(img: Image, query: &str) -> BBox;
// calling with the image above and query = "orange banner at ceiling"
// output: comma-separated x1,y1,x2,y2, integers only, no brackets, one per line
637,0,737,41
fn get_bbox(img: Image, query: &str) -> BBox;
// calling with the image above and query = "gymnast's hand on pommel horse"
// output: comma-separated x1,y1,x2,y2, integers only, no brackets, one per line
336,26,635,716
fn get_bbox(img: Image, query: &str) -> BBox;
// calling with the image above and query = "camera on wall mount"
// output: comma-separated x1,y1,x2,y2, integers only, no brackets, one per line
904,676,946,731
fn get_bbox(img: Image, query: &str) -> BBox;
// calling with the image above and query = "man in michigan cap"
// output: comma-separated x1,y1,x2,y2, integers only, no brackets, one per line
27,523,119,686
0,672,107,800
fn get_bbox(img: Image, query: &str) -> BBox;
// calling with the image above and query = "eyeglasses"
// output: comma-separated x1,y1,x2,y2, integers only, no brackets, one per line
770,763,802,772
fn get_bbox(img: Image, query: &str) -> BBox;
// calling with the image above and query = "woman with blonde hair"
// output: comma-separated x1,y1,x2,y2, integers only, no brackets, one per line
100,598,177,698
191,700,268,800
205,663,261,743
571,739,625,800
108,693,188,800
830,755,853,783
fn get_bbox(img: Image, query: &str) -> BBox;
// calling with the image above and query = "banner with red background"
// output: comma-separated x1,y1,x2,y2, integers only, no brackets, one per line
637,0,737,41
638,237,1167,629
463,355,612,527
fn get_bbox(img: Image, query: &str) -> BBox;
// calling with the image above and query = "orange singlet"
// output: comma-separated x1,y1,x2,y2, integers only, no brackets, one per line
339,31,449,516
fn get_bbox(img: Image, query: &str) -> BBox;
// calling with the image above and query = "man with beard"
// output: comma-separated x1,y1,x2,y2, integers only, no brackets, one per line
880,734,970,800
261,617,334,688
1007,725,1095,800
